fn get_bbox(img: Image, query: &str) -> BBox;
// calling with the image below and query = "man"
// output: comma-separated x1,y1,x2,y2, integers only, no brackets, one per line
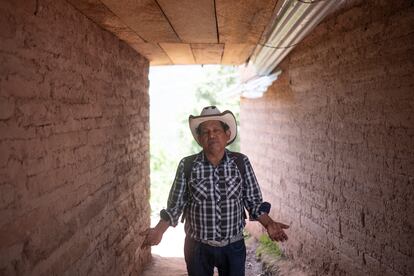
141,106,289,276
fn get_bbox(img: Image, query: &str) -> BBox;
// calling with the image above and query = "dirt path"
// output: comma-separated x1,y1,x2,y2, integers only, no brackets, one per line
142,254,187,276
142,223,187,276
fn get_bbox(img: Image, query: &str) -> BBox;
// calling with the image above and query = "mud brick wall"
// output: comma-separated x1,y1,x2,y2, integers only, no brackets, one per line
0,0,150,275
243,1,414,275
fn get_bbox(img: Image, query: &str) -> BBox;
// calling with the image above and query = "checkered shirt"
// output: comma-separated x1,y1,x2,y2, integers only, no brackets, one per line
160,149,270,242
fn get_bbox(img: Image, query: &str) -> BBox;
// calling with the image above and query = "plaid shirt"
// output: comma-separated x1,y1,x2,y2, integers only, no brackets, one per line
160,149,270,241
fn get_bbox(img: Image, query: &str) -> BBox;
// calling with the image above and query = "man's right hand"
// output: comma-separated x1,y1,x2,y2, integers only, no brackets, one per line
140,219,170,248
140,227,164,247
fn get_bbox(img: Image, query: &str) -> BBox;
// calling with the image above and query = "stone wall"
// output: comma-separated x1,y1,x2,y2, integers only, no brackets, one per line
0,0,150,275
243,1,413,275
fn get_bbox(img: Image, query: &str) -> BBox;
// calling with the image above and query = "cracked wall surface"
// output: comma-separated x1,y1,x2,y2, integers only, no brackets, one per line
242,1,414,275
0,0,151,275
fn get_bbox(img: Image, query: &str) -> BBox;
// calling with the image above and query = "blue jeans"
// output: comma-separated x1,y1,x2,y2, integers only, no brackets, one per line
184,236,246,276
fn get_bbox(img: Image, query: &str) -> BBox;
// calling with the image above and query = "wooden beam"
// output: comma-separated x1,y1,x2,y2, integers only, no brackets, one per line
159,43,195,64
191,44,224,64
67,0,172,65
100,0,180,43
222,44,255,65
157,0,217,43
130,43,172,65
216,0,277,43
104,28,172,65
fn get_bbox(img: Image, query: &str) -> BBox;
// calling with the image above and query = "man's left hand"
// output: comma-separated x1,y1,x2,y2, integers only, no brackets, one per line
258,213,289,242
265,221,289,242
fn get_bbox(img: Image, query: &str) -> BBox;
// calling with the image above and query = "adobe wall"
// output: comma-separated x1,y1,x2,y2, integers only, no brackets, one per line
0,0,150,275
242,1,413,275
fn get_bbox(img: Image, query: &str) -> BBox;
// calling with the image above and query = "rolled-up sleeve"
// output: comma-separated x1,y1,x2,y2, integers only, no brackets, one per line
159,159,188,227
241,156,271,220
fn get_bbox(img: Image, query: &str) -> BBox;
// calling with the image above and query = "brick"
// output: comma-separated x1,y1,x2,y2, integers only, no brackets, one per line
311,206,324,221
362,253,383,275
52,118,83,134
47,131,88,150
0,121,36,140
301,215,326,238
71,104,103,119
0,183,14,209
17,101,51,127
87,128,111,146
0,142,10,168
22,216,77,266
390,247,413,276
0,207,46,248
1,73,47,100
0,97,15,119
24,154,57,176
0,7,17,40
26,166,74,197
337,253,365,276
383,266,404,276
78,190,109,228
0,244,23,274
35,239,89,276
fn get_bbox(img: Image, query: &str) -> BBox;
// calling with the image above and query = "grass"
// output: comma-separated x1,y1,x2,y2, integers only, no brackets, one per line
243,229,251,240
256,234,283,259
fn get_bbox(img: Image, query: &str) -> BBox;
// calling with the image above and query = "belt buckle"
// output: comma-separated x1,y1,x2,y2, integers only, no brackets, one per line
202,233,243,247
206,240,226,247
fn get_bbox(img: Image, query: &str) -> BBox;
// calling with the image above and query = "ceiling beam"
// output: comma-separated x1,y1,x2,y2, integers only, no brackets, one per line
191,43,224,64
222,44,255,65
216,0,278,43
157,0,217,43
100,0,180,43
159,43,196,64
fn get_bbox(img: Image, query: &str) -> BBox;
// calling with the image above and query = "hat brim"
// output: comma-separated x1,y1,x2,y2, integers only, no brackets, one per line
189,110,237,146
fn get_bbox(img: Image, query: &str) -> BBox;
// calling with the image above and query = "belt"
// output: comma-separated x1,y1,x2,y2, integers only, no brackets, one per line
198,232,244,247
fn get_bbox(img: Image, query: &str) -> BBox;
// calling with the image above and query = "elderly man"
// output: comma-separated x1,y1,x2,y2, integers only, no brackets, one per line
141,106,289,276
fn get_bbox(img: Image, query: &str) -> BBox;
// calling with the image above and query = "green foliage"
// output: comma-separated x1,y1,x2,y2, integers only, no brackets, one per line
149,140,178,216
256,235,282,259
243,229,251,240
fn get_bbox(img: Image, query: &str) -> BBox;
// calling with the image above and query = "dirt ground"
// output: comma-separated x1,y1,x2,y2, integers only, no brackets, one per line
245,236,267,276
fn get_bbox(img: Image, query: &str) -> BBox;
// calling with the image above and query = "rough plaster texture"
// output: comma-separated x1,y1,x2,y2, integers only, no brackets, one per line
0,0,151,275
243,1,414,275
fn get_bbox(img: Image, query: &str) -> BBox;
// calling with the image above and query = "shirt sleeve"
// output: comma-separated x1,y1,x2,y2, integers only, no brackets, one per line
160,158,188,227
241,155,271,220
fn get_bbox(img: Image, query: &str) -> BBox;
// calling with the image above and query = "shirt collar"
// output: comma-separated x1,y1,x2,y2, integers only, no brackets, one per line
194,149,233,167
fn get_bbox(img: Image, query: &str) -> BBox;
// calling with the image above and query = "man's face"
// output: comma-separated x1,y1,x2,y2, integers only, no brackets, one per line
197,120,231,154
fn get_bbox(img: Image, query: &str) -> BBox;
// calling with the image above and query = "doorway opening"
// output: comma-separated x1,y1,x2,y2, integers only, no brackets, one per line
148,65,241,258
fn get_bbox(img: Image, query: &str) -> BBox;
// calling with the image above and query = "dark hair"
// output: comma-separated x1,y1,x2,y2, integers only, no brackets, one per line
196,121,229,135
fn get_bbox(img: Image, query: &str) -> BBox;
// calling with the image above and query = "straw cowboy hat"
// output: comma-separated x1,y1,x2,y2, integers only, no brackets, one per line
189,106,237,146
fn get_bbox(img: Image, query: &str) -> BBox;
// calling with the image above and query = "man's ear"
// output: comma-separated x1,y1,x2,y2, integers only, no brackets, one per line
225,130,231,139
